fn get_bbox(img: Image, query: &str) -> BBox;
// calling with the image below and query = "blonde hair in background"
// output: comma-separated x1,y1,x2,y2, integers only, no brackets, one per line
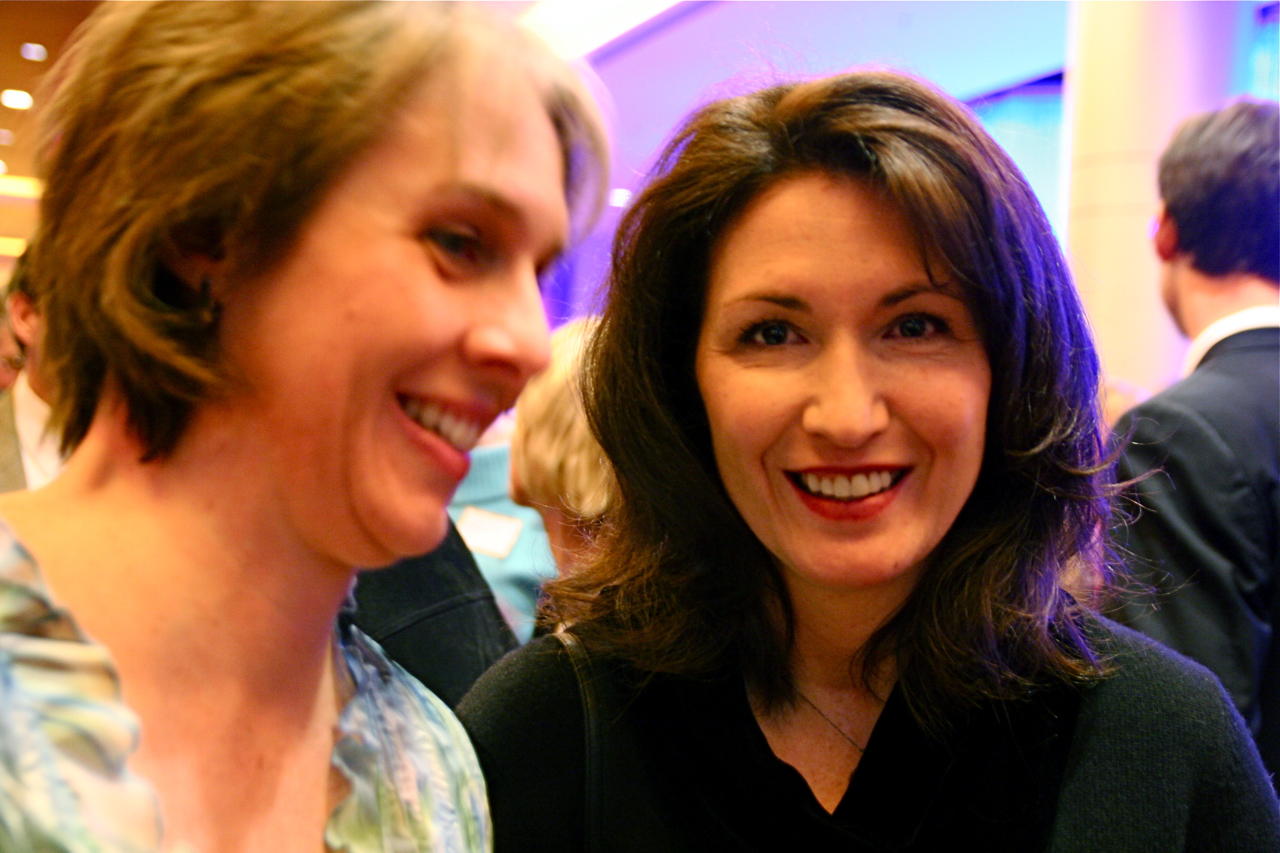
511,316,614,523
28,0,608,460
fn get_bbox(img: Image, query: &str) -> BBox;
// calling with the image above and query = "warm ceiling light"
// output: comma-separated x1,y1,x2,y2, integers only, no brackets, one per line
520,0,680,58
1,90,34,111
0,175,42,200
0,161,6,177
0,237,26,259
20,43,48,62
0,130,12,146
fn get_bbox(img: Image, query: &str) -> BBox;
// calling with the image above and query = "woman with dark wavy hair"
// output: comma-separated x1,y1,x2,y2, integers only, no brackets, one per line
460,70,1279,851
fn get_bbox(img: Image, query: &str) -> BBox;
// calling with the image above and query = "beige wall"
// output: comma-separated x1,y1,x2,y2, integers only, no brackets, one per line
1065,0,1241,400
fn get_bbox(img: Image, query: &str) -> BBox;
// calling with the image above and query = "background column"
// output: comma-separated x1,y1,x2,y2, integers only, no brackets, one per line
1064,0,1244,401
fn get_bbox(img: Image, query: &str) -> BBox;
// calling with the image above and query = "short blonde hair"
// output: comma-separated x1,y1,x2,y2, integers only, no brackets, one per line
511,317,614,521
29,1,608,459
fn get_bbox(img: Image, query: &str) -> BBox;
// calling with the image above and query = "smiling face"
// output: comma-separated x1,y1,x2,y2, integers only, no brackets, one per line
695,172,991,613
209,51,568,569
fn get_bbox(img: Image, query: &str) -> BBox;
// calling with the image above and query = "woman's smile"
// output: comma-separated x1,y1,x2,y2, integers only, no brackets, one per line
398,395,488,454
786,467,908,521
789,468,904,501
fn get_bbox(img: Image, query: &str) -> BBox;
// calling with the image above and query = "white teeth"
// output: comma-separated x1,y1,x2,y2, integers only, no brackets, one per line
401,398,483,452
799,470,897,500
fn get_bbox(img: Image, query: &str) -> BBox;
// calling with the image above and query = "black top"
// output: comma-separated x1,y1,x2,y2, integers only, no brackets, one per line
458,618,1280,852
347,519,518,708
1112,328,1280,777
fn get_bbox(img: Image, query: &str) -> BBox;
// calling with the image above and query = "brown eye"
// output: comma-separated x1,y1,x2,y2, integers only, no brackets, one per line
892,314,947,339
746,321,793,346
898,316,930,338
426,227,488,274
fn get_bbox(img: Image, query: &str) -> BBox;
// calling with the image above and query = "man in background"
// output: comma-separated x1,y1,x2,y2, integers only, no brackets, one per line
0,318,23,394
1113,100,1279,779
0,251,58,492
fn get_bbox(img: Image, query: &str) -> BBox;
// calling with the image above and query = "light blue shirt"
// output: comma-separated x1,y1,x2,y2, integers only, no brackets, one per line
448,445,556,643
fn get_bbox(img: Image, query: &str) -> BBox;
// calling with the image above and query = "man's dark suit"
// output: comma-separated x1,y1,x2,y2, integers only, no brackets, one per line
1113,326,1280,779
349,520,518,708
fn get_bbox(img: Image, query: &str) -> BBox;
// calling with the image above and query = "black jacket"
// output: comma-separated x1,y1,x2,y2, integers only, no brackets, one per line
1112,327,1280,777
459,619,1278,852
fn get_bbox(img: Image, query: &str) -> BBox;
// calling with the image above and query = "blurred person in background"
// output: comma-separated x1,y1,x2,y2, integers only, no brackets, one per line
510,315,614,577
1112,100,1280,781
460,70,1278,852
0,249,60,492
448,412,557,642
1,2,605,851
0,318,21,393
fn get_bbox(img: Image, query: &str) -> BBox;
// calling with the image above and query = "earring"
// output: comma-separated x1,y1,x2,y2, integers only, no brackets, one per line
196,276,222,330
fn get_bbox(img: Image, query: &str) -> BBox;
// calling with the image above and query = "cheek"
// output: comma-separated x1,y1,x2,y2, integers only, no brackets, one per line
700,370,769,458
933,370,991,473
898,356,989,457
696,370,755,501
701,389,744,480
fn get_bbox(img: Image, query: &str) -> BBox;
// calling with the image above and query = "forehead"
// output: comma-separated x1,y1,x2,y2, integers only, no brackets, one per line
707,173,925,290
342,45,570,244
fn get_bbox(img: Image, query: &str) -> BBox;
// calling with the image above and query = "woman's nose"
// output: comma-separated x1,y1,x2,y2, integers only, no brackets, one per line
463,264,552,394
800,347,890,446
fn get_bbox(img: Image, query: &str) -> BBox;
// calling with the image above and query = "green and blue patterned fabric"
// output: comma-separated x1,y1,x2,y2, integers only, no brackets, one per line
0,525,490,852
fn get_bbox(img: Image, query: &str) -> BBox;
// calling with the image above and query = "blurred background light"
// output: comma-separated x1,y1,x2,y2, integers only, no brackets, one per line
520,0,680,58
0,90,33,110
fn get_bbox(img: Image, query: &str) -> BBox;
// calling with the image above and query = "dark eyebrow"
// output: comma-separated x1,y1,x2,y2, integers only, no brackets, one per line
729,292,810,311
880,281,965,308
731,281,964,313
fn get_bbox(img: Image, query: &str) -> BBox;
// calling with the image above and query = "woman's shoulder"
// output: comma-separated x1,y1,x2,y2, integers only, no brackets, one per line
456,634,592,853
1049,615,1280,852
456,633,595,764
458,633,582,721
1074,615,1257,754
1084,614,1230,697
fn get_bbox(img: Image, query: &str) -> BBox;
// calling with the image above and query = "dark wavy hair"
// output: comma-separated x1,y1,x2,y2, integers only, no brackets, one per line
543,70,1113,733
1158,99,1279,282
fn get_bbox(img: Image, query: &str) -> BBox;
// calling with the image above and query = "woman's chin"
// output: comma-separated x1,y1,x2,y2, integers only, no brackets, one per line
347,502,453,569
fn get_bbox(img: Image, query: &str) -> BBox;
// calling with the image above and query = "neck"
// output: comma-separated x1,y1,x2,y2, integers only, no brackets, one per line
1168,257,1279,340
24,360,52,407
783,573,913,695
0,395,355,699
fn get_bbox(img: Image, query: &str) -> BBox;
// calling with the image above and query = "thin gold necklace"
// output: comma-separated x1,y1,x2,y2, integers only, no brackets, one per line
797,689,865,752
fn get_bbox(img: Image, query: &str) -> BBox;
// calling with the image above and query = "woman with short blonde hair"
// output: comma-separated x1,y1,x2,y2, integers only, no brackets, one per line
0,2,606,850
510,317,614,573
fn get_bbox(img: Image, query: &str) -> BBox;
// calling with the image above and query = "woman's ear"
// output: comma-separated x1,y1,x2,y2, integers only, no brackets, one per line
156,234,224,291
156,215,231,288
7,290,40,351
